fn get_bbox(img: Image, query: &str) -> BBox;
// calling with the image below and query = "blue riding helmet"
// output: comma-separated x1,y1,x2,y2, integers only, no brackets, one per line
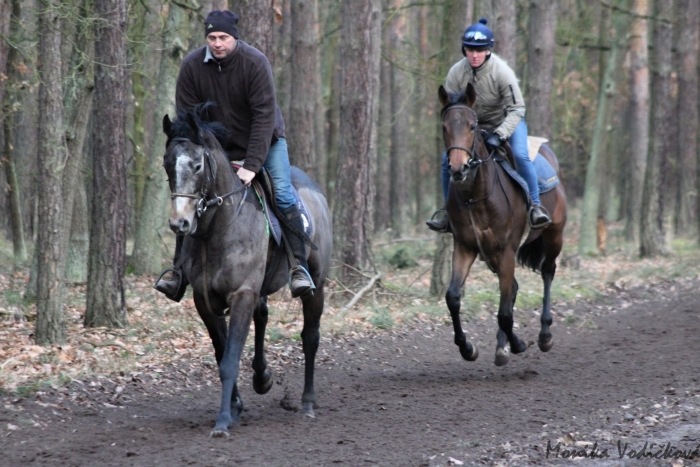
462,18,494,52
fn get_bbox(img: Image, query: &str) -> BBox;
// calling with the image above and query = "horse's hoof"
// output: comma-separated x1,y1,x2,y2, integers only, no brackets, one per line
538,338,553,352
301,402,316,418
459,342,479,361
210,428,230,438
252,370,273,395
494,347,510,367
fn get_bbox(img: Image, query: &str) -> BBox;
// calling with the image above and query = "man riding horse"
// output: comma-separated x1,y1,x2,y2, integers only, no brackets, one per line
427,18,551,233
155,9,314,300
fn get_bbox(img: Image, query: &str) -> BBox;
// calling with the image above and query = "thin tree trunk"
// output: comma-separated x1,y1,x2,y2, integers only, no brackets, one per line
85,0,128,328
675,0,699,235
230,0,274,60
623,0,650,247
35,0,67,344
388,0,410,237
640,0,673,257
131,3,189,275
2,0,28,264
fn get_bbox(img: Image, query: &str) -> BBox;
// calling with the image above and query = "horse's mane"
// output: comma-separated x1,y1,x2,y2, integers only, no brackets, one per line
166,102,229,148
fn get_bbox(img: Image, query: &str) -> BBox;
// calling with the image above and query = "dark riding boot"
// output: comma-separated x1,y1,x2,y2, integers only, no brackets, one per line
281,205,316,298
529,204,551,230
426,208,451,233
154,236,189,302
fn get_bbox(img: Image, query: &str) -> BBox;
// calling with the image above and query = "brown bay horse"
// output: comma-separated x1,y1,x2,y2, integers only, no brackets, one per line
439,83,567,366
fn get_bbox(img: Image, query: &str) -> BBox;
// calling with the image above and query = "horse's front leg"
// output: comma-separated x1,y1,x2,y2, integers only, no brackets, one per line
251,296,273,394
211,289,256,437
495,252,528,366
446,243,479,361
299,284,325,417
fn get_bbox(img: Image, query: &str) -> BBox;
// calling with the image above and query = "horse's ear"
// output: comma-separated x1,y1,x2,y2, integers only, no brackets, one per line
465,83,477,107
438,85,449,107
163,115,172,135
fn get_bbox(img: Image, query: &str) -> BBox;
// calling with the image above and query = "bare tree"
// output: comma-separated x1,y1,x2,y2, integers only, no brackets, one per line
230,0,274,60
333,0,381,284
623,0,650,247
525,0,557,138
131,3,190,275
640,0,673,257
85,0,128,328
35,0,67,344
492,0,516,66
674,0,699,235
287,0,320,181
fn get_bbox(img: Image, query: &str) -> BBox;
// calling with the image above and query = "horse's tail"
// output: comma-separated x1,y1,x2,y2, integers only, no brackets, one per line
517,235,545,273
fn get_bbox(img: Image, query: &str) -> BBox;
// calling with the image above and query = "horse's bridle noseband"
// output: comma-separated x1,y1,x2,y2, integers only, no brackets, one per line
168,137,248,218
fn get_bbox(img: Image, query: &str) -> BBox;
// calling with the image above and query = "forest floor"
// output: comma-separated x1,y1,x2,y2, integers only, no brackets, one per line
1,221,699,466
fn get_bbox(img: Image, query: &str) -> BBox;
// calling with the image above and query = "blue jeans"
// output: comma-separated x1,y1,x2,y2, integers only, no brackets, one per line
264,138,295,211
440,120,541,205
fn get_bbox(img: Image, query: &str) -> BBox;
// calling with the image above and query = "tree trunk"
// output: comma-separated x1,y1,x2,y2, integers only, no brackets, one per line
333,0,381,285
674,0,699,235
388,0,410,237
579,1,626,255
1,0,28,264
623,0,650,247
287,0,320,181
35,0,67,344
130,3,189,275
230,0,274,60
85,0,128,328
492,0,516,66
640,0,673,257
525,0,557,138
62,0,94,283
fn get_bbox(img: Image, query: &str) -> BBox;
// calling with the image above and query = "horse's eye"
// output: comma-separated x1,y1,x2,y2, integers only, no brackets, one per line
471,123,477,131
194,163,203,173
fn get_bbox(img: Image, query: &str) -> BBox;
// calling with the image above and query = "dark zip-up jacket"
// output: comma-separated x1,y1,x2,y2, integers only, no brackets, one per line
175,41,285,173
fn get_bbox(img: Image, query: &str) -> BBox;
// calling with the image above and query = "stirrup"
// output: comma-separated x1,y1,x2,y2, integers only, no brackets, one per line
154,267,186,302
426,209,450,233
289,265,315,298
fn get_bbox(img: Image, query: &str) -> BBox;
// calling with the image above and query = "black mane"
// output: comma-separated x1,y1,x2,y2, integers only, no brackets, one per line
166,103,229,148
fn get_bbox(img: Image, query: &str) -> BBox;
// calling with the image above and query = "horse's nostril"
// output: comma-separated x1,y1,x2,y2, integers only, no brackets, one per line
179,219,190,231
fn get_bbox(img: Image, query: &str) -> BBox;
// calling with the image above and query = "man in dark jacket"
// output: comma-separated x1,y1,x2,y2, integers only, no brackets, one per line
155,9,314,299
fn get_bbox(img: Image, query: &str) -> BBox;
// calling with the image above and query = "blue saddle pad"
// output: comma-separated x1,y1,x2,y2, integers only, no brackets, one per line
496,152,559,205
264,185,313,246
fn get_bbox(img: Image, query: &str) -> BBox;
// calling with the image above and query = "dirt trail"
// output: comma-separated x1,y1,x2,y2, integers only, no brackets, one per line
2,279,699,467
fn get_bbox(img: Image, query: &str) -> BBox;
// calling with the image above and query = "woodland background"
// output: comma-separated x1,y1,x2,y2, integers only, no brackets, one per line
0,0,698,345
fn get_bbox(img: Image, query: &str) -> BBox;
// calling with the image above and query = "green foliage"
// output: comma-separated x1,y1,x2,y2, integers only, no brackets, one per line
267,326,284,343
369,307,395,330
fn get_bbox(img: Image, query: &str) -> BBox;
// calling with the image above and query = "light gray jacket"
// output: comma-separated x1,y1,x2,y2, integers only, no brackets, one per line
444,52,525,139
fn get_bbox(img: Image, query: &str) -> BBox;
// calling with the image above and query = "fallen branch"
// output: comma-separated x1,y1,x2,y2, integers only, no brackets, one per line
85,341,128,350
339,273,381,315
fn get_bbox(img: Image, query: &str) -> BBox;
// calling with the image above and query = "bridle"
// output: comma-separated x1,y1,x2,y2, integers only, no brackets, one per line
441,104,493,170
168,137,248,219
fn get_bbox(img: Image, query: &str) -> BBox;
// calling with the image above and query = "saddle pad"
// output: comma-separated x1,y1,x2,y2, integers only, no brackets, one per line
264,185,313,247
496,153,560,205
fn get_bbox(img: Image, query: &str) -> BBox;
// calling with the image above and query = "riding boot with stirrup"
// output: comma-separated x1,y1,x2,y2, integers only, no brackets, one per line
281,205,316,298
529,204,551,230
426,208,451,233
154,236,189,302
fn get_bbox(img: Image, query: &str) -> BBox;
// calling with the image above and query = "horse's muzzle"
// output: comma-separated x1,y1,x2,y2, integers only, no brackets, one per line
449,165,470,183
170,217,197,235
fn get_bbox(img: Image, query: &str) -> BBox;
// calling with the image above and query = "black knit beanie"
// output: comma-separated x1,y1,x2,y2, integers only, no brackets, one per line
204,10,239,39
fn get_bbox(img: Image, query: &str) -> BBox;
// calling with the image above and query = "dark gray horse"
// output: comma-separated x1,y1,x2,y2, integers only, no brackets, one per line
162,109,332,437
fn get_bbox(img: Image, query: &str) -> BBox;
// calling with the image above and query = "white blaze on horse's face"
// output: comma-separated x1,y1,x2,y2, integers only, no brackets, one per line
169,145,205,235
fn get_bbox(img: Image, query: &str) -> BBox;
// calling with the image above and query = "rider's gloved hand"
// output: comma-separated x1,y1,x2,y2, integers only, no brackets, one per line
485,132,504,148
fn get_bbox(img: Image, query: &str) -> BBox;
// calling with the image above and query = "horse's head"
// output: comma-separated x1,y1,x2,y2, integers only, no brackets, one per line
439,83,487,188
162,107,226,236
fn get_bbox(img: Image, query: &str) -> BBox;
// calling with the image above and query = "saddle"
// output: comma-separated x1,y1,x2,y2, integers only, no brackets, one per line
491,137,560,206
230,162,314,247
